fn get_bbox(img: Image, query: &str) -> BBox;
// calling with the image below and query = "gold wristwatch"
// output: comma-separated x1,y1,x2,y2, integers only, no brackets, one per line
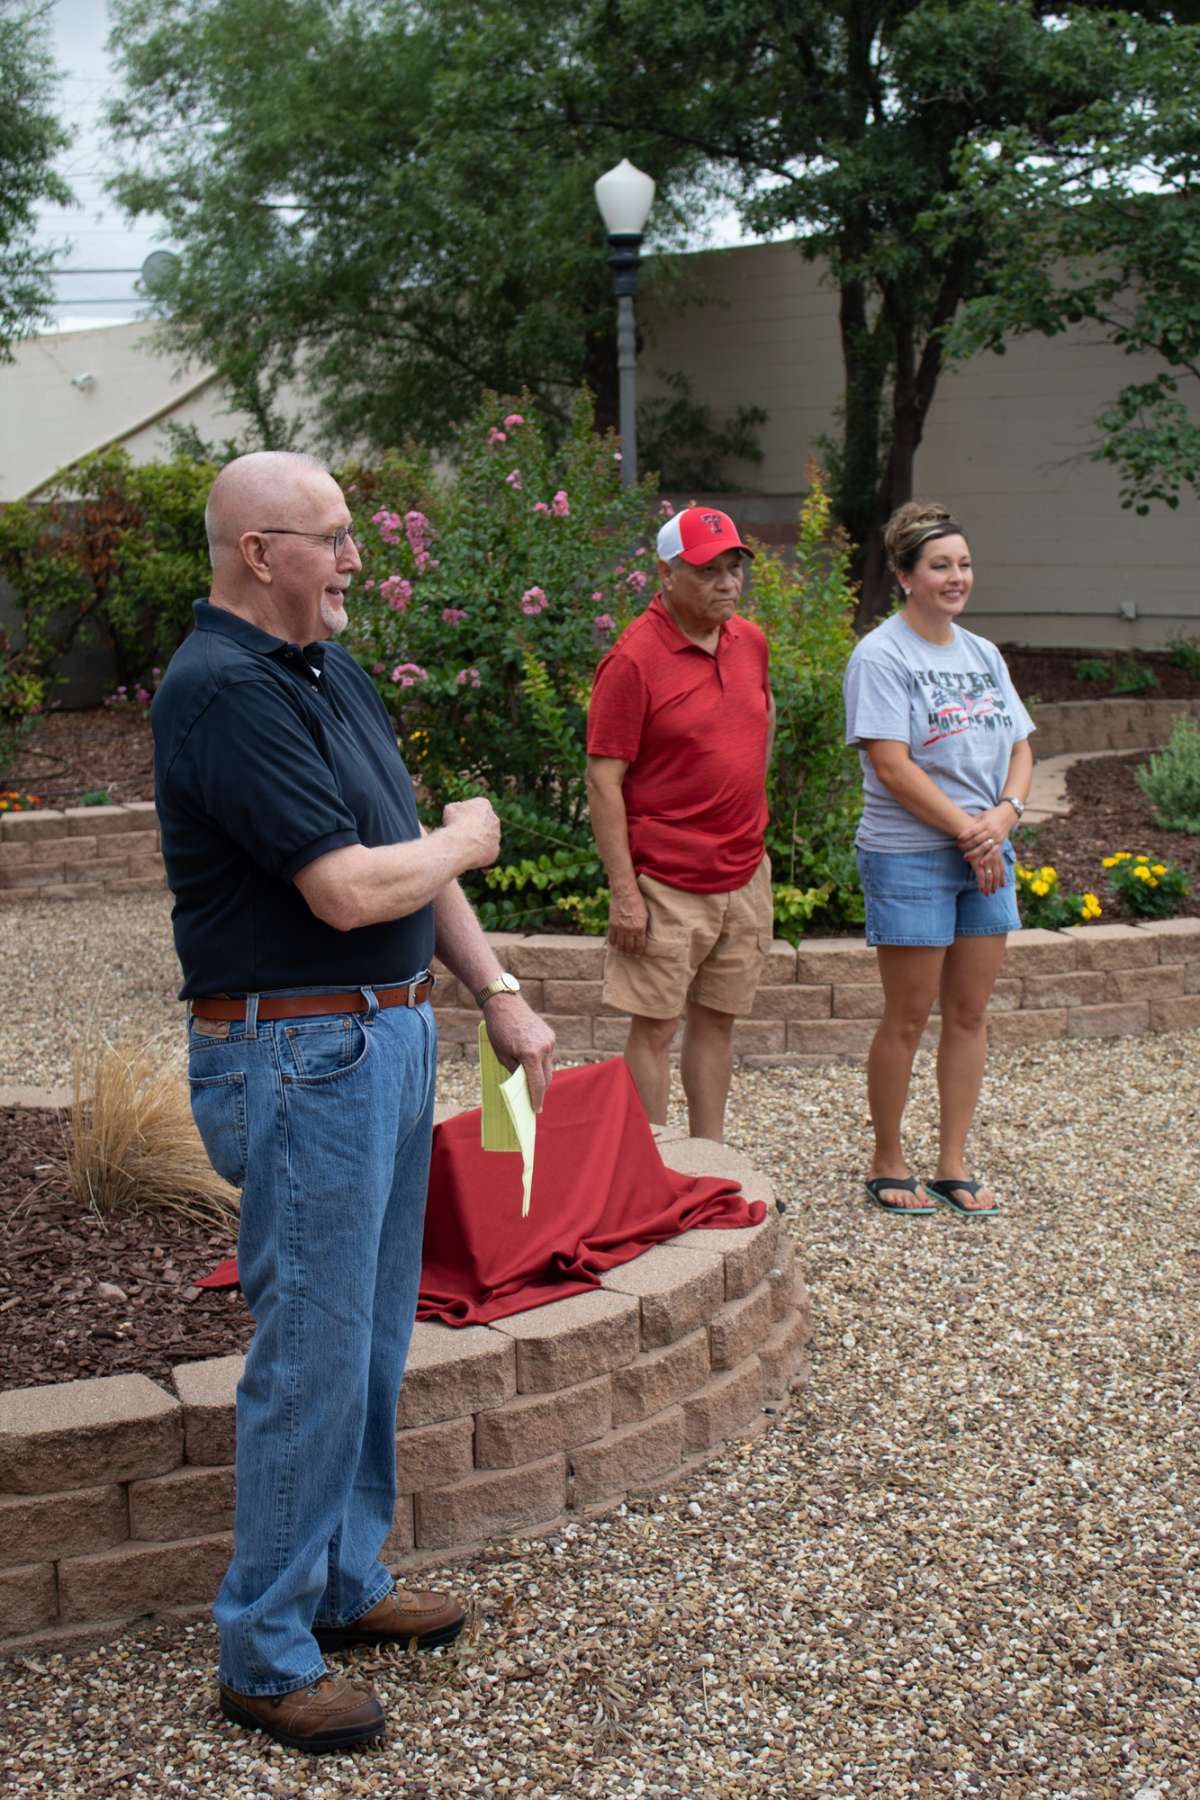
474,972,521,1008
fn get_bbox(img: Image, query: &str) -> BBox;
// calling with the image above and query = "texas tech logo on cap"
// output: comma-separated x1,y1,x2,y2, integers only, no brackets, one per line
656,507,754,567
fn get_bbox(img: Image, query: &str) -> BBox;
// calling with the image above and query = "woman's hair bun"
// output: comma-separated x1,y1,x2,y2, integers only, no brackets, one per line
883,500,964,573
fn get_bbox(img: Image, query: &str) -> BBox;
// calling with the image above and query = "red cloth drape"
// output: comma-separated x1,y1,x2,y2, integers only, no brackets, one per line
416,1058,764,1324
196,1058,764,1324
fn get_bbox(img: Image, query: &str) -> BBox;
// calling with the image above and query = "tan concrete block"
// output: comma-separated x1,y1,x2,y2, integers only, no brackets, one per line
63,855,133,883
987,1008,1068,1046
382,1494,415,1561
0,836,76,867
610,1329,710,1427
116,801,160,832
663,1215,778,1302
106,877,169,893
0,862,62,888
0,1562,57,1634
78,829,157,856
758,1310,813,1399
489,1289,640,1394
1061,923,1159,971
794,938,877,984
596,1015,669,1052
0,808,66,841
0,1375,182,1495
1184,961,1200,995
709,1281,776,1372
429,969,471,1008
681,1356,765,1454
763,939,798,982
1134,918,1200,963
1149,995,1200,1032
599,1244,725,1349
767,1234,796,1323
26,884,92,901
787,1019,877,1056
414,1455,566,1550
1107,964,1184,1001
172,1356,242,1466
0,1485,128,1568
568,1406,686,1507
1067,1001,1151,1038
395,1323,516,1429
507,935,606,980
730,1019,787,1053
58,1533,231,1623
128,1465,235,1541
751,984,832,1020
1000,929,1078,976
62,805,150,837
542,979,606,1012
478,931,527,970
126,853,166,880
832,983,884,1019
539,1014,596,1050
474,1376,611,1470
394,1415,475,1492
657,1138,774,1210
1022,970,1112,1009
436,1007,496,1044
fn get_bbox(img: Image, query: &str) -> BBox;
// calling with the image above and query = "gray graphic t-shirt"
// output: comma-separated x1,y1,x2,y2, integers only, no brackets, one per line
843,613,1034,852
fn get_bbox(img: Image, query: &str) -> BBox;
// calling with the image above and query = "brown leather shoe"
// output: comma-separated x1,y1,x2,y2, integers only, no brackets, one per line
219,1674,385,1753
313,1583,466,1652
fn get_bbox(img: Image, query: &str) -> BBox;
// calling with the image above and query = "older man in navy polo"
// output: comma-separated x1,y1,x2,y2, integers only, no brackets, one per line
153,451,555,1754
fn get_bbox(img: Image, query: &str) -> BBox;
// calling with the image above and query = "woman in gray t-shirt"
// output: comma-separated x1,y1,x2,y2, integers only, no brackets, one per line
842,501,1034,1219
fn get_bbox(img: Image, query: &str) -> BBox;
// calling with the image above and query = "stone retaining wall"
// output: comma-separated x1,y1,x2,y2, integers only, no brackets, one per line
0,801,164,901
0,1135,810,1659
1030,697,1200,759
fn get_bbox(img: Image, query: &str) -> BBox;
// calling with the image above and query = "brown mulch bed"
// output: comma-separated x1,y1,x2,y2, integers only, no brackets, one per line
3,708,155,809
0,1107,248,1391
1022,751,1200,919
1002,643,1200,706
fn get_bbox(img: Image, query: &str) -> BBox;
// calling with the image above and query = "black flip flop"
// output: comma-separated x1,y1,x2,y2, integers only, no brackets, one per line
924,1177,999,1217
863,1177,934,1216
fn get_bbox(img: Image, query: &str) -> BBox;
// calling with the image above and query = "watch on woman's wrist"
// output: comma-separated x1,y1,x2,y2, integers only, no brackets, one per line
1000,794,1025,819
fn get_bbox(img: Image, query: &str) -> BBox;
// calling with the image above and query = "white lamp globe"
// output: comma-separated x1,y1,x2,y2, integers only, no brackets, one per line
594,159,656,236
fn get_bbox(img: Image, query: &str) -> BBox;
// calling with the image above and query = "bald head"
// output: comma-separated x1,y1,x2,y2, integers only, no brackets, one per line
204,450,333,569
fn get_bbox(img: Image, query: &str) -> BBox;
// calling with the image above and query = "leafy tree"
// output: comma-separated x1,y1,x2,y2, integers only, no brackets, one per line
0,1,72,362
942,22,1200,516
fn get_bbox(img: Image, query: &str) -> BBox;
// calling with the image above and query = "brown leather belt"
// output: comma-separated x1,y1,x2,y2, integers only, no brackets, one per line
190,976,434,1023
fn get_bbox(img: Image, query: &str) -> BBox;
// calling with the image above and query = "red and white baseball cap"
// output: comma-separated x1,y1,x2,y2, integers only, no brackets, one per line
656,506,754,566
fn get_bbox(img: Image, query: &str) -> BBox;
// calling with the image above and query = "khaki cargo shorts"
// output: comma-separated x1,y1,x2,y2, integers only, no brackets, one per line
603,854,773,1020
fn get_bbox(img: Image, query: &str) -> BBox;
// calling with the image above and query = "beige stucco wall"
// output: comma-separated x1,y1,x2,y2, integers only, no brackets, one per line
642,243,1199,649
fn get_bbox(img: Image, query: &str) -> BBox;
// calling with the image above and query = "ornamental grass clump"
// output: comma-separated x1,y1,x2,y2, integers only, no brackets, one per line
65,1034,240,1229
1101,851,1190,920
1135,717,1200,833
1014,862,1101,929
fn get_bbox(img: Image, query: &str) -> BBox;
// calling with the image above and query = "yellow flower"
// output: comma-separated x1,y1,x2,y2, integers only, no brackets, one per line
1148,877,1160,887
1133,866,1151,880
1040,866,1055,880
1110,852,1132,863
1031,880,1049,897
1135,854,1149,863
1101,855,1118,868
1152,864,1166,875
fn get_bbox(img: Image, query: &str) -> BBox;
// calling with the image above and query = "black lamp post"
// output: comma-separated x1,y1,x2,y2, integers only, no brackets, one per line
593,159,656,487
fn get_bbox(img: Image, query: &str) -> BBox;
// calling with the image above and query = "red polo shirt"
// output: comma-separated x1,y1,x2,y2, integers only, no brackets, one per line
586,593,771,893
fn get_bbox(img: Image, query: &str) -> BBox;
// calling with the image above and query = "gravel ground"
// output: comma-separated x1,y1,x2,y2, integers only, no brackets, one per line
2,898,1199,1797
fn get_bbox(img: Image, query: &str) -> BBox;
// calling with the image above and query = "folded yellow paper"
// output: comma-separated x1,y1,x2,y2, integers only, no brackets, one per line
477,1022,536,1215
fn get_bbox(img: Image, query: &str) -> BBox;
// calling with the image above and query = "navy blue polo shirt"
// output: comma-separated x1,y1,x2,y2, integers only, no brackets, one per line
152,600,434,999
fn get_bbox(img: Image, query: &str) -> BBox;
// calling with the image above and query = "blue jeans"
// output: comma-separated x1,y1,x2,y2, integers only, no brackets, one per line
187,987,437,1696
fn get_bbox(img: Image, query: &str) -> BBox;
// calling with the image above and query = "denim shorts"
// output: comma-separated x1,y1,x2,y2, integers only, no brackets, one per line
856,843,1020,948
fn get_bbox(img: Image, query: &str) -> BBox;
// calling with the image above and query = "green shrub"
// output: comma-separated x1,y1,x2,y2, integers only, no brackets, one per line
1110,652,1159,695
0,633,46,781
1135,717,1200,832
1167,635,1200,678
1074,656,1110,682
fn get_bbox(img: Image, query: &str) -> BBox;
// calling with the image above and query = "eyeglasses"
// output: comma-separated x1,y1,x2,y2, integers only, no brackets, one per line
259,526,357,556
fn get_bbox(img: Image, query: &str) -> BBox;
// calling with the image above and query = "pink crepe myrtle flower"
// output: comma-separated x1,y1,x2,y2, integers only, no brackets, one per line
551,489,570,518
404,509,436,573
380,576,413,612
591,590,605,602
391,662,428,687
372,508,403,545
505,469,523,491
487,427,507,444
520,586,548,615
504,413,525,428
613,563,626,577
613,451,622,462
371,662,385,674
442,607,468,624
456,667,482,687
659,501,675,517
626,569,648,591
533,501,550,515
134,686,150,704
594,614,616,632
363,578,376,590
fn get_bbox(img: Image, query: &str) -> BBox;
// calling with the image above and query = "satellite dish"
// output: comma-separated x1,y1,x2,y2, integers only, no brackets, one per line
140,250,181,293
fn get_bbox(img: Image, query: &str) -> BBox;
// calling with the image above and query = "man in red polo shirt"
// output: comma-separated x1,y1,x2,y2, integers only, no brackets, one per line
585,507,775,1141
